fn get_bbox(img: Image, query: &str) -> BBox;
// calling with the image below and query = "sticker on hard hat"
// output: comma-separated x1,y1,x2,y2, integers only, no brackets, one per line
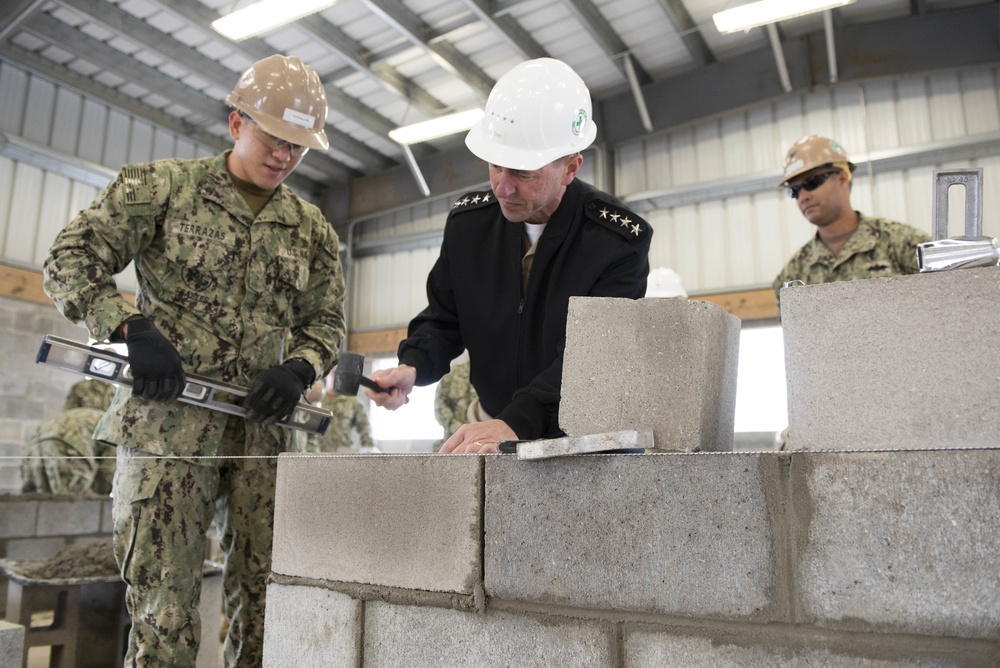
238,70,254,89
785,159,804,174
830,140,845,153
283,108,316,129
571,109,588,137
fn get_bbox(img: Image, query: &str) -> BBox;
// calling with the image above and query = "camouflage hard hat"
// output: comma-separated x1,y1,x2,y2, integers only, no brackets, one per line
779,135,856,186
63,379,114,411
226,55,329,151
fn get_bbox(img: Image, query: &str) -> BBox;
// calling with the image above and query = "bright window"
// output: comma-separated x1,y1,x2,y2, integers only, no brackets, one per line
367,357,445,441
733,325,788,432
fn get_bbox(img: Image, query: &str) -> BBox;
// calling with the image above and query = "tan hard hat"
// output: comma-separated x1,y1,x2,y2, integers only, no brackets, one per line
226,55,329,151
779,135,856,186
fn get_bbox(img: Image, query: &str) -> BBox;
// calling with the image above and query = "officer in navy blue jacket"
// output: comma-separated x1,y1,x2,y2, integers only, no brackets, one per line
368,58,651,453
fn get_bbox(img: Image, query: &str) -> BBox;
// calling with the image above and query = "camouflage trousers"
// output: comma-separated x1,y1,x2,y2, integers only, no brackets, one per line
112,416,284,667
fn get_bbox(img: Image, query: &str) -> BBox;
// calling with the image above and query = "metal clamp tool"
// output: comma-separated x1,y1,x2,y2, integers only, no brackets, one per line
36,335,331,435
917,168,998,272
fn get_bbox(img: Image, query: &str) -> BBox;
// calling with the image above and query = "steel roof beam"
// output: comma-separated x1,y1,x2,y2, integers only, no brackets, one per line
561,0,652,85
359,0,496,100
453,0,548,61
651,0,716,67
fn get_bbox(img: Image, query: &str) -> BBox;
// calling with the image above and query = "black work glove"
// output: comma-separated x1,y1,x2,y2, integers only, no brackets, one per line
243,359,314,426
125,318,186,402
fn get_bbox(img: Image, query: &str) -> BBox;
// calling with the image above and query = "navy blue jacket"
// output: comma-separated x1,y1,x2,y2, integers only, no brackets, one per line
398,178,652,439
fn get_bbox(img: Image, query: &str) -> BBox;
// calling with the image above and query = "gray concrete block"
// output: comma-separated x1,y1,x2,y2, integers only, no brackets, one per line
624,631,983,667
262,583,361,668
795,450,1000,638
363,600,612,667
197,567,224,668
100,499,113,534
559,297,740,452
35,498,102,536
0,620,24,668
272,454,482,594
4,536,66,560
0,497,37,539
781,267,1000,450
485,454,778,620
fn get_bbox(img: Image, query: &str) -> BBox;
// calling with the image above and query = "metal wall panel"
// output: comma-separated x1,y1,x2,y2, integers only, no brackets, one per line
0,59,218,295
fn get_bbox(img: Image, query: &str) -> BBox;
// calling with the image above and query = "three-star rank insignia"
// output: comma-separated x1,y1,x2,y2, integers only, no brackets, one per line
586,199,649,242
451,190,496,213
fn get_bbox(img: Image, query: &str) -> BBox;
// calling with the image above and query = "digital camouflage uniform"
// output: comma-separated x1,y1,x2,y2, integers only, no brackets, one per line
305,394,374,453
773,213,931,310
20,379,115,494
432,361,478,451
43,152,345,667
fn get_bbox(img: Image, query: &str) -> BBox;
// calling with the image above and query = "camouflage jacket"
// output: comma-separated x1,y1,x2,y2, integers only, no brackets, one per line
43,152,345,457
22,408,112,495
307,394,374,453
773,213,931,310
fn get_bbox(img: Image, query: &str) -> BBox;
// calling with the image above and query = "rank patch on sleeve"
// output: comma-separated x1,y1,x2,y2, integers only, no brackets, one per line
586,198,649,242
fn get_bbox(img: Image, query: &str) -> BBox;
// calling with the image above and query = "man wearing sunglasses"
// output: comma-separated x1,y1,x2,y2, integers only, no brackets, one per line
43,54,345,665
772,135,930,310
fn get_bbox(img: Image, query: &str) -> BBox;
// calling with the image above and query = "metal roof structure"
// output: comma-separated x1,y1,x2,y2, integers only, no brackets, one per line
2,0,996,204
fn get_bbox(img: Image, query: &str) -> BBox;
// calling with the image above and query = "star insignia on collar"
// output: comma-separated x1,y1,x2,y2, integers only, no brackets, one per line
483,193,491,202
471,195,481,204
631,223,642,236
610,213,620,223
599,207,609,219
620,216,631,228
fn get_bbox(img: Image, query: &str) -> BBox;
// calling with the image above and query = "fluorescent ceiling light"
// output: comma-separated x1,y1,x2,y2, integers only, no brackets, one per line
389,109,485,145
212,0,336,41
713,0,855,34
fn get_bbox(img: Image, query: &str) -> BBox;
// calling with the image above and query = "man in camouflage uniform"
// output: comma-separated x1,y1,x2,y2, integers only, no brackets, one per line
43,55,345,667
432,360,477,452
773,135,931,310
21,379,115,494
303,375,375,453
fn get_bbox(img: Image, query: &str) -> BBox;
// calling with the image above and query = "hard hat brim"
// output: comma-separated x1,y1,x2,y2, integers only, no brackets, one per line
464,121,596,171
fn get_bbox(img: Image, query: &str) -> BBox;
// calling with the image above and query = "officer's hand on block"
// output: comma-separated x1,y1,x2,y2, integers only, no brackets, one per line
243,359,314,426
125,318,186,402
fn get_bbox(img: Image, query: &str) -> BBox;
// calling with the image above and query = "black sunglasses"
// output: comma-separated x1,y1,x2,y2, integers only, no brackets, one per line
787,170,841,199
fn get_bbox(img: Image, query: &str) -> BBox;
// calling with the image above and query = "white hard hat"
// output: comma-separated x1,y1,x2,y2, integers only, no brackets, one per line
645,267,688,298
465,58,597,171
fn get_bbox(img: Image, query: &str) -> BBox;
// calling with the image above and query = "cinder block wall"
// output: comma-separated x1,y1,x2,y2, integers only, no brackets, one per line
263,274,1000,667
0,295,88,494
263,451,1000,667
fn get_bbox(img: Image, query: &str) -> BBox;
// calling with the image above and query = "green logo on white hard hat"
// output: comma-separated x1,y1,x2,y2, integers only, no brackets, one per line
571,109,587,137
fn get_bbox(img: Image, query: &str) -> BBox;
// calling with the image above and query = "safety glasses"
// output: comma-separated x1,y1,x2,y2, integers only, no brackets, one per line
787,170,840,199
240,113,308,158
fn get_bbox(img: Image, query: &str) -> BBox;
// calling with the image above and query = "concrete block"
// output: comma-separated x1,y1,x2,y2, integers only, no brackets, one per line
559,297,740,452
4,536,66,560
262,583,361,668
0,620,24,667
795,450,1000,638
363,601,612,667
624,631,987,667
781,267,1000,450
485,454,778,620
35,498,102,536
272,454,482,594
197,567,224,668
0,497,37,539
100,499,113,534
